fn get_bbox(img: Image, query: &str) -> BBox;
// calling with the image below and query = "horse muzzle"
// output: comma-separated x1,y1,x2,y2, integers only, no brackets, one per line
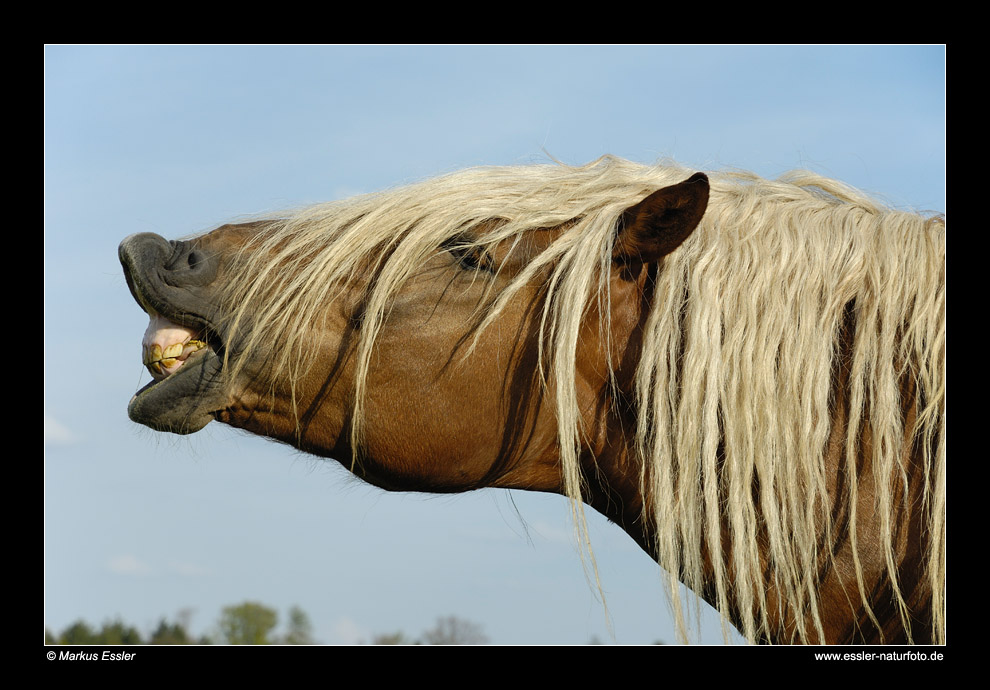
120,232,229,434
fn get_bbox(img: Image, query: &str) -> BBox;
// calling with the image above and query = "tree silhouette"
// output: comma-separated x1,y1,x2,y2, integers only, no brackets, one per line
282,605,315,644
368,631,415,645
46,605,494,646
216,601,278,645
149,618,192,644
53,618,143,644
420,616,488,645
57,620,97,644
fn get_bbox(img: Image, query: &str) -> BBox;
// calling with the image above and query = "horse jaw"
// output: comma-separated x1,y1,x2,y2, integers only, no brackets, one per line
119,232,229,434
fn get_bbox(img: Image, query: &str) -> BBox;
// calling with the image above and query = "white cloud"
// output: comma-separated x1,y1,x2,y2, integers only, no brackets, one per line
107,554,153,575
44,415,78,445
331,617,366,644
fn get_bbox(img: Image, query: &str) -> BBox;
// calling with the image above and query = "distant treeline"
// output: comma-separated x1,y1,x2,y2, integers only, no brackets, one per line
45,602,489,645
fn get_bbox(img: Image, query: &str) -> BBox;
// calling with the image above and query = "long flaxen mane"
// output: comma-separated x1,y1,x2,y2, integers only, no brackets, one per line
215,156,945,644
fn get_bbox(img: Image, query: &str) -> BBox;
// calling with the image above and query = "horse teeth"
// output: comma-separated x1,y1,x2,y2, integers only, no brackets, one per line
144,343,163,365
141,314,207,379
143,337,208,379
183,340,206,356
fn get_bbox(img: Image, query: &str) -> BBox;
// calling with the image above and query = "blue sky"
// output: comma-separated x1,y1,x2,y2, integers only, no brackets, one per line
44,45,945,645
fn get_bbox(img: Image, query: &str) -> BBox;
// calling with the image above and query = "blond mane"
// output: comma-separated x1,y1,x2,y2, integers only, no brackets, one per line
216,156,945,644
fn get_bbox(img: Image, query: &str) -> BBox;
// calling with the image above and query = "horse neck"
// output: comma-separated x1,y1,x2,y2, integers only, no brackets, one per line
580,409,936,644
806,331,937,645
579,302,937,645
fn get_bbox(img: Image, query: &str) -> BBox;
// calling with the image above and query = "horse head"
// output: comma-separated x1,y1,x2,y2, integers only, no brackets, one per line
121,170,707,491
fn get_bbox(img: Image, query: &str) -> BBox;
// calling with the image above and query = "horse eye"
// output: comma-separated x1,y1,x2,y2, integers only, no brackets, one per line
444,242,494,273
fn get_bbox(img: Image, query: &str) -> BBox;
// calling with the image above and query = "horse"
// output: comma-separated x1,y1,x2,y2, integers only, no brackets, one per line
119,155,945,645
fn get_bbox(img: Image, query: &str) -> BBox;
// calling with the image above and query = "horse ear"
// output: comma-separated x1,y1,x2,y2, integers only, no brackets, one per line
613,172,709,265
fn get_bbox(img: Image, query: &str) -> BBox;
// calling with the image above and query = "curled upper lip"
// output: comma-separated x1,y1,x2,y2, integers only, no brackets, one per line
120,234,223,328
119,233,228,360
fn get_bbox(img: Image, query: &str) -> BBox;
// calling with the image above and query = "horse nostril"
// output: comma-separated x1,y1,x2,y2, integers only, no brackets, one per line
165,242,217,286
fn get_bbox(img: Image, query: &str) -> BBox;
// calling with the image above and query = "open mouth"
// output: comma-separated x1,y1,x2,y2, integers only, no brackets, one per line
126,303,226,434
142,311,210,380
120,232,229,434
